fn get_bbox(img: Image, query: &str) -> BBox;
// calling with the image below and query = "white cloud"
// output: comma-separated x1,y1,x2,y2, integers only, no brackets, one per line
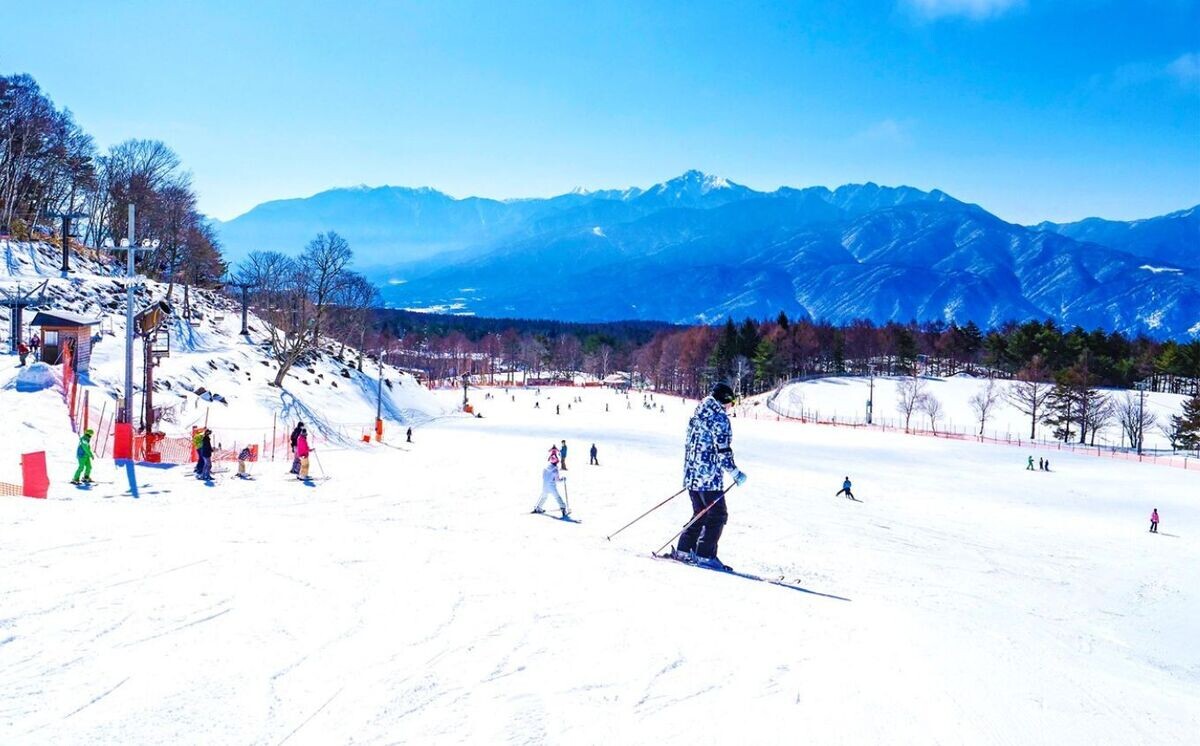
903,0,1024,20
854,118,914,146
1166,52,1200,89
1097,52,1200,93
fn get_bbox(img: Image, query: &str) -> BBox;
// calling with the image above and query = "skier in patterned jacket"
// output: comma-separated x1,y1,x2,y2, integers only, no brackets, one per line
674,382,747,569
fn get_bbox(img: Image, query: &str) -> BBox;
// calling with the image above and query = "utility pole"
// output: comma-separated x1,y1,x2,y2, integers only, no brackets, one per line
123,205,135,425
1137,380,1148,456
867,363,875,425
103,205,159,425
376,348,385,421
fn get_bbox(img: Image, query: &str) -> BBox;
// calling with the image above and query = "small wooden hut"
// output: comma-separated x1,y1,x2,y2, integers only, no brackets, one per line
29,310,101,372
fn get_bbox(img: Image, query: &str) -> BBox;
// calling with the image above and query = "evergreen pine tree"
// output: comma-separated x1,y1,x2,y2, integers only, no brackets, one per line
1173,394,1200,450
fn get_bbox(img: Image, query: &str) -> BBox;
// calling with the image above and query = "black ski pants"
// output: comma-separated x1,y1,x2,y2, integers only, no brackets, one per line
678,489,728,559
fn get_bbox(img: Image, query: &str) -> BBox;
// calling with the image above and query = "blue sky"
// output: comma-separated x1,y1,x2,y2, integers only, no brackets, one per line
4,0,1198,224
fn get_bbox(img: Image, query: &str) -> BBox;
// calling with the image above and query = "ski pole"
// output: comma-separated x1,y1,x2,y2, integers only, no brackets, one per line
605,487,686,541
653,483,736,556
563,479,570,515
313,451,325,478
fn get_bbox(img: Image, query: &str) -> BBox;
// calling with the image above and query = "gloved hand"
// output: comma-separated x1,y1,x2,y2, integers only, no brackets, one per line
733,470,748,487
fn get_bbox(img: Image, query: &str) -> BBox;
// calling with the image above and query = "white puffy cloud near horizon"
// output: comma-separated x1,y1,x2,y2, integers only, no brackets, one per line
903,0,1025,19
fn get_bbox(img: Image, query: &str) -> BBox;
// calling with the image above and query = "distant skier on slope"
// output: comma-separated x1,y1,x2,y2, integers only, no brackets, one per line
673,382,746,570
835,476,855,500
560,439,569,470
192,429,205,475
197,429,214,481
290,421,305,474
590,443,599,465
71,429,94,485
296,429,312,480
237,447,252,479
532,458,570,519
198,429,214,482
1026,455,1035,471
1150,508,1159,533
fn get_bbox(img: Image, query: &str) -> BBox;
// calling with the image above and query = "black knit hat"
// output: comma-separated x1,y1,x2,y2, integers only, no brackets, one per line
711,382,736,404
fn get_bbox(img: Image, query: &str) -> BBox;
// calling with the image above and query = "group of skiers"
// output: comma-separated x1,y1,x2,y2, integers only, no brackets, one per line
1026,456,1051,471
530,438,607,519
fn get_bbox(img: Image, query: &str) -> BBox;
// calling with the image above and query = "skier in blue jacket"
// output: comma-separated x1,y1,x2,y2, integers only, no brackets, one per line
674,382,746,569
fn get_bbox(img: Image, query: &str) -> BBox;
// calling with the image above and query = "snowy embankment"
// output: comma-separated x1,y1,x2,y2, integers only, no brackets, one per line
772,374,1193,453
2,385,1197,744
0,240,452,481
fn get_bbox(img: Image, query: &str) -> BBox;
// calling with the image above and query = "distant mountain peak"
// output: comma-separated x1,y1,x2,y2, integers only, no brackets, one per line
657,169,738,193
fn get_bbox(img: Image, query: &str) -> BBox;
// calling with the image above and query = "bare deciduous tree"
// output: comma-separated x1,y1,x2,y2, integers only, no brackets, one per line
969,377,1001,436
1005,356,1054,439
920,393,944,432
895,374,927,431
1116,391,1157,452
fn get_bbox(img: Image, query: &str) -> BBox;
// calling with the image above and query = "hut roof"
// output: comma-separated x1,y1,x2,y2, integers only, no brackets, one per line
29,310,101,328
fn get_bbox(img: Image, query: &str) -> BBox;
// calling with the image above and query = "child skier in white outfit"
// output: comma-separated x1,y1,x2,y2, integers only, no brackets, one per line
533,460,569,518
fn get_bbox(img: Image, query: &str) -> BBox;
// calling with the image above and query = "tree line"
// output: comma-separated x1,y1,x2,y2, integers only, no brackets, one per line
1,73,223,307
348,311,1200,450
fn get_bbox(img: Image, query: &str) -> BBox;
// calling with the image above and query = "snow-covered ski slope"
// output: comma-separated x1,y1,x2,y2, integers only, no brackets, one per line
3,384,1196,744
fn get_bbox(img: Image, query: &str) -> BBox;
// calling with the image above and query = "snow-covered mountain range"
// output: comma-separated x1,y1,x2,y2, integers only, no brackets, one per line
215,172,1200,337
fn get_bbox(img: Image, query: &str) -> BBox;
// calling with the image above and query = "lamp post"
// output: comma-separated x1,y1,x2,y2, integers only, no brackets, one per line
103,205,159,425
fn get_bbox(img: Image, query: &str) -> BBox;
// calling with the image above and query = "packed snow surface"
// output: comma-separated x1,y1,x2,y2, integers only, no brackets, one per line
1,383,1197,744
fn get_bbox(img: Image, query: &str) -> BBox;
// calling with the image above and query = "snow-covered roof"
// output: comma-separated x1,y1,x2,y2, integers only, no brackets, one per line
29,309,101,327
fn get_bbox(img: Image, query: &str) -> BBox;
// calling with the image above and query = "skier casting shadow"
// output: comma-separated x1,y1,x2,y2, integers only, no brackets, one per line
672,382,747,570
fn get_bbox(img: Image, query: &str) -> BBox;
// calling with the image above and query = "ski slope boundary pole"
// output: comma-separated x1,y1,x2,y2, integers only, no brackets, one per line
653,483,736,556
605,488,686,541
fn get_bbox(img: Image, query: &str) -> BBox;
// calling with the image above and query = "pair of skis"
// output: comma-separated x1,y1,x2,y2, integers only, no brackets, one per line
651,551,850,600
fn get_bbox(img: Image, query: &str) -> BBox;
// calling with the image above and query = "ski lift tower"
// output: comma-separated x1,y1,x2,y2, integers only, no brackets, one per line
45,210,88,274
225,276,256,335
0,280,48,354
